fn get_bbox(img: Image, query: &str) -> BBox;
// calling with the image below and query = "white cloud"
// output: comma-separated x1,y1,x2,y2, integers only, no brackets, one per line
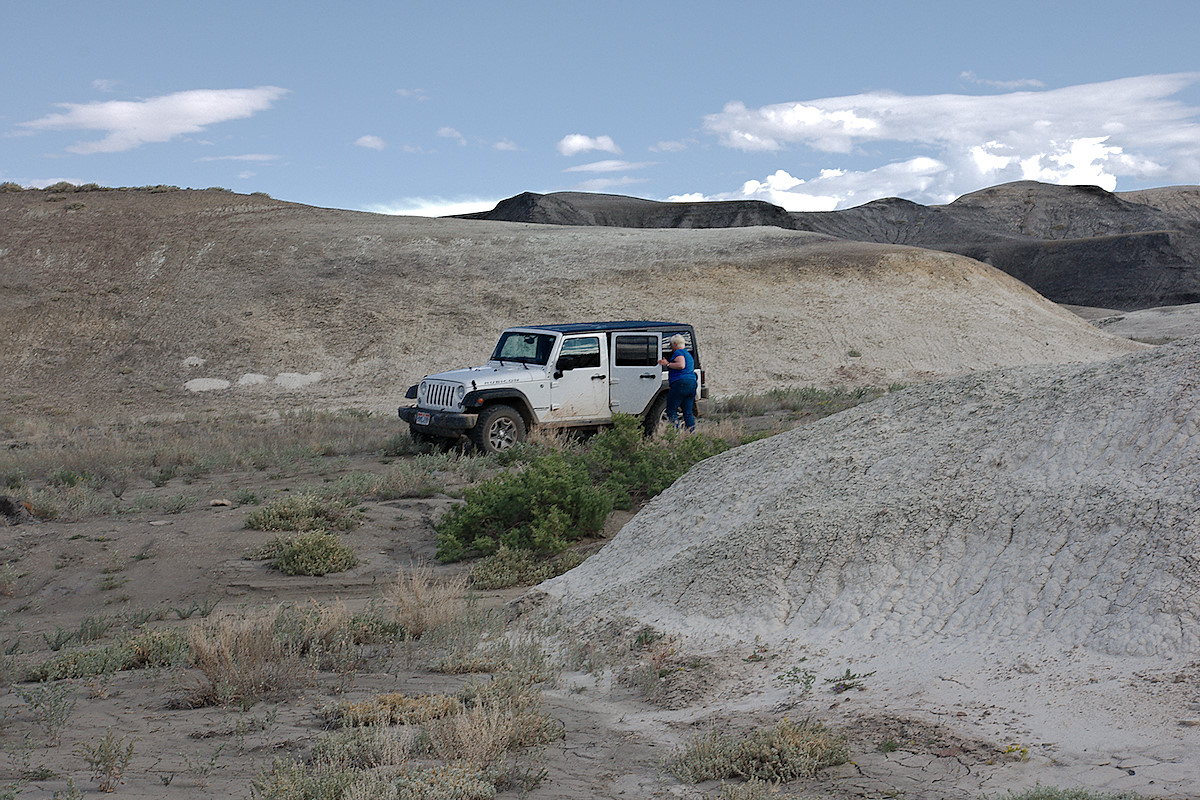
570,176,648,192
438,127,467,146
19,86,289,154
355,135,386,151
196,153,280,162
363,197,500,217
960,71,1045,90
92,79,117,92
493,139,518,151
557,134,621,157
689,158,950,212
651,139,692,152
397,88,428,101
700,73,1200,208
563,159,655,173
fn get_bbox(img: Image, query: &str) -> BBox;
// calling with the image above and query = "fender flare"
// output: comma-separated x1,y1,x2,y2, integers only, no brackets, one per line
461,388,536,426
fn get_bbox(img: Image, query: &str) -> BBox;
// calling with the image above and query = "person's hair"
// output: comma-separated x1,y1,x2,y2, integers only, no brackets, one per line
670,334,687,349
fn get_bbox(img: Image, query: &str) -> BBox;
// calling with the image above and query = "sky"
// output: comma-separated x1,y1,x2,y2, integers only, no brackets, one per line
4,1,1200,216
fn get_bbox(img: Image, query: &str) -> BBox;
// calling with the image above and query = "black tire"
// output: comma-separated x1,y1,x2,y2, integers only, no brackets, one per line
470,404,526,453
643,393,669,436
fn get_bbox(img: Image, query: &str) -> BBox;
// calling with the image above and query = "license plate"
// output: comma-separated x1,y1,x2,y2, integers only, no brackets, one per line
415,412,431,426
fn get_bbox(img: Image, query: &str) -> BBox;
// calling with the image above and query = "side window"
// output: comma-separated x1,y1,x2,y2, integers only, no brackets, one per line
615,335,659,366
559,336,601,370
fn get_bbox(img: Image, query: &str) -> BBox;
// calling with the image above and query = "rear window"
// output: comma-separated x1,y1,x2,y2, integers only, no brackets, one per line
659,331,696,359
614,335,660,366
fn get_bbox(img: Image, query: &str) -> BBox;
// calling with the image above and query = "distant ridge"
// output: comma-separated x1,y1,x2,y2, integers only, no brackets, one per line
462,181,1200,311
457,191,797,229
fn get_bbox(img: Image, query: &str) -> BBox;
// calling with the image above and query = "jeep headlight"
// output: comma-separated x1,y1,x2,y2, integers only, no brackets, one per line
418,381,428,402
454,385,466,403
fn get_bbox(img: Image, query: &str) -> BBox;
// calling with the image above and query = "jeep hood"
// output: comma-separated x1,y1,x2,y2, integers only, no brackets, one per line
424,363,550,388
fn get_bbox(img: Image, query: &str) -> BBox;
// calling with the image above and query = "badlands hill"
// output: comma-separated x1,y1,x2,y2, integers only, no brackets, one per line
465,181,1200,311
546,338,1200,658
0,186,1142,419
541,336,1200,790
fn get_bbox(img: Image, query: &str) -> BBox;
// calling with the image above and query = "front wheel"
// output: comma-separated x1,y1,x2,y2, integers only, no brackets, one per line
470,405,527,453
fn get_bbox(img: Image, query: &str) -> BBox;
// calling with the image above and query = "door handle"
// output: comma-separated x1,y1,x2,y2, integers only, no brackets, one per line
640,373,658,379
592,374,607,380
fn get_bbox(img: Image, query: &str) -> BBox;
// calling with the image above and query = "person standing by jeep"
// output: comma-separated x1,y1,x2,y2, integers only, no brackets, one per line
658,334,697,432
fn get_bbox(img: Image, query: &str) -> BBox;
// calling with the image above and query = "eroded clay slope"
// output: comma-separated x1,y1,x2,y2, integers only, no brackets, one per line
545,339,1200,658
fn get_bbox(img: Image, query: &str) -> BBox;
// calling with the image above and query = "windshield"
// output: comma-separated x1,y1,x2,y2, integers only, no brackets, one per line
491,331,556,365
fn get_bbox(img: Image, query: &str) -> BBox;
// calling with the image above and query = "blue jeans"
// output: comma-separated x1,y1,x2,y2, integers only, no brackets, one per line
666,378,697,431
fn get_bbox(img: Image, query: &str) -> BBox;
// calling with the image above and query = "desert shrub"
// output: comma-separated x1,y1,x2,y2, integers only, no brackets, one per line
309,725,412,770
435,451,609,561
468,546,587,589
267,531,357,576
250,758,355,800
667,718,849,783
43,181,77,193
390,764,495,800
245,494,361,532
0,181,24,192
25,628,187,681
74,728,134,792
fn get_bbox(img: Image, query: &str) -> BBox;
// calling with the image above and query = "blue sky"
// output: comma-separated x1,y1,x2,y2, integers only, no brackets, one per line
5,1,1200,215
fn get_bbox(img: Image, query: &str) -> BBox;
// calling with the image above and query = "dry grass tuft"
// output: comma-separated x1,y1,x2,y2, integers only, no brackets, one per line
185,607,305,708
389,564,467,639
323,691,462,727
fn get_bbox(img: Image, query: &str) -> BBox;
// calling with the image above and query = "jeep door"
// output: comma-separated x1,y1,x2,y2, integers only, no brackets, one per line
546,334,610,423
609,332,662,416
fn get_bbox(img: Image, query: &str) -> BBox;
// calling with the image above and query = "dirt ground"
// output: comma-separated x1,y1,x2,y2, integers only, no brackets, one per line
0,431,1141,800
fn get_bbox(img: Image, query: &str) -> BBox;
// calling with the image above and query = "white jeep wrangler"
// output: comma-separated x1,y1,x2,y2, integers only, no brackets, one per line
398,321,708,452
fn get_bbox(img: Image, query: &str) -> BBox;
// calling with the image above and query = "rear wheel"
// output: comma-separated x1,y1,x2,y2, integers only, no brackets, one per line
470,405,526,453
643,393,669,436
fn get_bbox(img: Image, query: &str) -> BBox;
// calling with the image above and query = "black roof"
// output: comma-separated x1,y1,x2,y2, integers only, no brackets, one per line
517,321,692,334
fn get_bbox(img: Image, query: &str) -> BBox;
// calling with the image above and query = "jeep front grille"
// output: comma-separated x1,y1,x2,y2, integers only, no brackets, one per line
423,381,460,410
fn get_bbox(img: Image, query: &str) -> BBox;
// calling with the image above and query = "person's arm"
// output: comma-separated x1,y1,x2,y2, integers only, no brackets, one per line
658,354,686,370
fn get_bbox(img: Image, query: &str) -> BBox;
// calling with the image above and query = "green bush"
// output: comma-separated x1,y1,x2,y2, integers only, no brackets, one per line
436,452,610,561
269,531,357,576
435,414,729,561
468,546,588,589
584,416,729,509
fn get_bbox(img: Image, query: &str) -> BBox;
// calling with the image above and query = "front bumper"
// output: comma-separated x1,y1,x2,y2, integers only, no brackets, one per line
398,405,479,434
